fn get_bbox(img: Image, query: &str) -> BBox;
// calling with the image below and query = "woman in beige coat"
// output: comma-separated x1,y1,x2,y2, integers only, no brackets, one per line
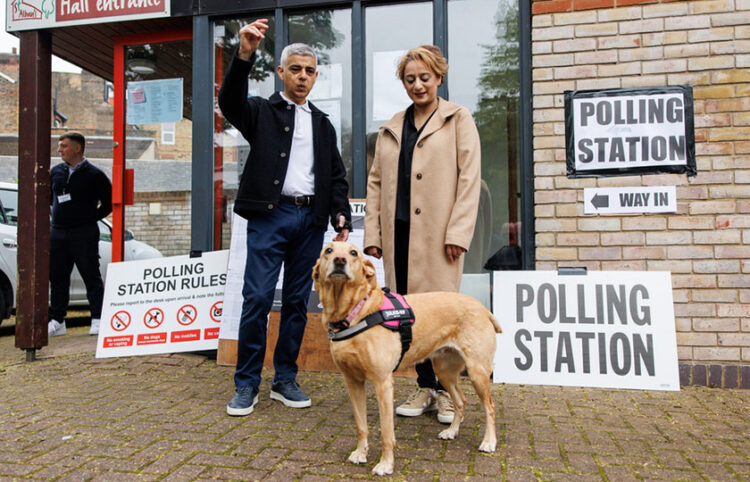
364,45,481,425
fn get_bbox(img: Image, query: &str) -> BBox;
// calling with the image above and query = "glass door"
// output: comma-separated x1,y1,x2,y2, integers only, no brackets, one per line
112,30,192,262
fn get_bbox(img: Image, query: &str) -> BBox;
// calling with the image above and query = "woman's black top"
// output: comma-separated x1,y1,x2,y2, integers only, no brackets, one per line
395,104,437,223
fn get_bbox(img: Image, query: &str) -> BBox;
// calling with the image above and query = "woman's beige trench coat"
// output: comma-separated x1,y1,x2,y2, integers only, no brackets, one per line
364,98,481,294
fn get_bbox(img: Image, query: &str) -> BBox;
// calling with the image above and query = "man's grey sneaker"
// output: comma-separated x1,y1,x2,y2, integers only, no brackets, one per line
270,379,311,408
89,318,100,336
48,319,67,337
395,387,437,417
227,386,259,416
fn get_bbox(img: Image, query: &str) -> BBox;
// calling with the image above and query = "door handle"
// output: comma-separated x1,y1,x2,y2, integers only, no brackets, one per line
2,239,17,249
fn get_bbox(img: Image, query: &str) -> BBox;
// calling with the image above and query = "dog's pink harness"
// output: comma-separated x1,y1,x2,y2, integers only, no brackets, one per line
329,288,415,371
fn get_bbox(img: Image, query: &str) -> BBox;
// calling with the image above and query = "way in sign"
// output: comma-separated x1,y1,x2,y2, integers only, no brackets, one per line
584,186,676,215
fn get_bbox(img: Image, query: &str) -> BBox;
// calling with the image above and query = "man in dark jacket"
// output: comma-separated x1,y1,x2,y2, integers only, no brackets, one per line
49,132,112,337
219,18,352,416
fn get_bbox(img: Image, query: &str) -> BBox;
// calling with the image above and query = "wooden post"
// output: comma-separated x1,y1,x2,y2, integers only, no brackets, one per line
16,30,52,360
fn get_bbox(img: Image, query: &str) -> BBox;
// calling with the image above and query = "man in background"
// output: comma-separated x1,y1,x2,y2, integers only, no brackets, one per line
48,132,112,337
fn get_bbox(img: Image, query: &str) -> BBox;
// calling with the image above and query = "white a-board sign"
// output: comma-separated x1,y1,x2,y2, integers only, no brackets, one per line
96,251,229,358
493,271,679,391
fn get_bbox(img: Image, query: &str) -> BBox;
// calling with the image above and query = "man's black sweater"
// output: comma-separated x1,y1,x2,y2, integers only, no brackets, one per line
50,160,112,229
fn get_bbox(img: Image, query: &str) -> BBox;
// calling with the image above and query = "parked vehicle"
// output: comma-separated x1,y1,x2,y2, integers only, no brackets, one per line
0,182,163,324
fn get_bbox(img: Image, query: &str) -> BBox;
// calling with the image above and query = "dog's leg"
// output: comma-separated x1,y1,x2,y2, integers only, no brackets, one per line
343,373,369,464
371,375,395,476
433,352,466,441
466,359,497,452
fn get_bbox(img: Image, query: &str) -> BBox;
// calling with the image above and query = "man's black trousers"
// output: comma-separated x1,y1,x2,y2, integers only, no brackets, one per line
49,223,104,321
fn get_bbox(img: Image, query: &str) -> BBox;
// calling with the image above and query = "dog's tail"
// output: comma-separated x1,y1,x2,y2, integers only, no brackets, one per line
488,310,502,333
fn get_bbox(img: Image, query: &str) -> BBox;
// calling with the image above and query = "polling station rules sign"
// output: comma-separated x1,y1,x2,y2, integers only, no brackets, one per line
565,86,696,178
96,251,229,358
493,271,680,391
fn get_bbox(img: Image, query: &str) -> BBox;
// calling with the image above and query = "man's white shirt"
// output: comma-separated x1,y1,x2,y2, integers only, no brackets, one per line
280,92,315,196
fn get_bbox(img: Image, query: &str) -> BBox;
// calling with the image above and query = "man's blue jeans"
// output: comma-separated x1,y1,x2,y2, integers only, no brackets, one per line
234,202,325,390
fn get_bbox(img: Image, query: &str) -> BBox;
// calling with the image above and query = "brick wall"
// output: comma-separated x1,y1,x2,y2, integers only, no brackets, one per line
531,0,750,373
127,192,192,257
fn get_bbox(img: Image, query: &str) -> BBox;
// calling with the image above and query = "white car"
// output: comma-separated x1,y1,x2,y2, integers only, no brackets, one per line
0,182,163,324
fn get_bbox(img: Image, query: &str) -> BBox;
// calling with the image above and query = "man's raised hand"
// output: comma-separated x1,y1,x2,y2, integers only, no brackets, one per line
238,19,269,60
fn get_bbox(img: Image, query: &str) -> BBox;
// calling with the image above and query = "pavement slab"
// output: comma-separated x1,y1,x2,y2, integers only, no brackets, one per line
1,317,749,480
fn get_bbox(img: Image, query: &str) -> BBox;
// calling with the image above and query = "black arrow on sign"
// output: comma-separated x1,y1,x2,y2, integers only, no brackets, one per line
591,193,609,209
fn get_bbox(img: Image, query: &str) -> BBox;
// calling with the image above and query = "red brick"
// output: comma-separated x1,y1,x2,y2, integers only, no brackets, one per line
533,0,572,14
618,0,659,5
573,0,614,10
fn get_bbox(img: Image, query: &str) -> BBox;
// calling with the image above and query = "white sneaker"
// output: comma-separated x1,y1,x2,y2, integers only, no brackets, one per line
89,318,100,335
48,319,67,337
395,388,436,417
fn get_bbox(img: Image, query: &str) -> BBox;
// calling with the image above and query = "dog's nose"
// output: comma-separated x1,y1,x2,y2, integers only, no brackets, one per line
333,256,346,266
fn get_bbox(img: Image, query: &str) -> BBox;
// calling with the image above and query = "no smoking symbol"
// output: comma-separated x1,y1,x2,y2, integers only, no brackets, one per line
177,304,197,326
143,308,164,329
210,301,223,323
111,311,131,332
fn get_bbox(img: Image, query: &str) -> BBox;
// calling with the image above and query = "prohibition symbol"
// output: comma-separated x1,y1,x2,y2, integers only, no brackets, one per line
143,308,164,329
111,311,131,332
177,304,198,326
210,301,223,323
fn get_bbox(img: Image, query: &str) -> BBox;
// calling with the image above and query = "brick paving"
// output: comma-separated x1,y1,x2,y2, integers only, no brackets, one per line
1,317,749,481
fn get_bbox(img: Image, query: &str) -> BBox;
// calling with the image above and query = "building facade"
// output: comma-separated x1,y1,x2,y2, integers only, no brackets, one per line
6,0,749,385
531,0,749,387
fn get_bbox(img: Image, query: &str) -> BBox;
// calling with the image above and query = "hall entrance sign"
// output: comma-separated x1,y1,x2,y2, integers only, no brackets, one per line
493,270,679,391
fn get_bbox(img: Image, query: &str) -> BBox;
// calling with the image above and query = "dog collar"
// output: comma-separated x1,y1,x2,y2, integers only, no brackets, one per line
328,294,369,332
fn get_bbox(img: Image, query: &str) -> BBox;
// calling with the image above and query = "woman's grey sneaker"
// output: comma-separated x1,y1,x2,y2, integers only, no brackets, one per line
227,386,259,416
396,387,437,416
436,390,455,424
270,380,311,408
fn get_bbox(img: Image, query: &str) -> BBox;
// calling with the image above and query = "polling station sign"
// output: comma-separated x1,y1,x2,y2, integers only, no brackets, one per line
96,250,229,358
565,86,696,178
493,271,679,391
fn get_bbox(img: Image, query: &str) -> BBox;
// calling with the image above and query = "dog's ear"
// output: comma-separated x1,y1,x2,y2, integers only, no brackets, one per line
312,258,321,290
363,258,376,280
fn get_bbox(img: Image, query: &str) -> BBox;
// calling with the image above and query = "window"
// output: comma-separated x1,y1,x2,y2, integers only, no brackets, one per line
161,122,176,145
0,187,18,226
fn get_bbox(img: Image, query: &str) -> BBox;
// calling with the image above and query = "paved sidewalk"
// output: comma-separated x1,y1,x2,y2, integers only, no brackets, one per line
1,318,749,481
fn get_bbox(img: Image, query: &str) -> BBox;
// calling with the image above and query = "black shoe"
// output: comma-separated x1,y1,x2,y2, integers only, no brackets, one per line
270,379,311,408
227,386,259,416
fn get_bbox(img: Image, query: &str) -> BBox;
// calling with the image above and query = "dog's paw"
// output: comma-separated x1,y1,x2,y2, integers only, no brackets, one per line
348,449,368,464
438,428,458,440
372,461,394,476
478,440,497,453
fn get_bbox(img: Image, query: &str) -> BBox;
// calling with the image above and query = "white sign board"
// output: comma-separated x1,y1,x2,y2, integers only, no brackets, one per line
96,251,229,358
584,186,676,214
565,86,696,178
493,271,680,391
6,0,170,31
219,201,385,341
127,78,184,125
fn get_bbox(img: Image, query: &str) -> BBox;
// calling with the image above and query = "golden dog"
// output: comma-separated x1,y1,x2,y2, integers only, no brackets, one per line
312,241,502,476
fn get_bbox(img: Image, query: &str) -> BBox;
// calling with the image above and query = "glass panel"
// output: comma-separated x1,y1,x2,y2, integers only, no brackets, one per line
0,186,18,225
365,2,432,172
449,0,520,272
215,15,276,250
289,9,352,195
124,40,193,258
